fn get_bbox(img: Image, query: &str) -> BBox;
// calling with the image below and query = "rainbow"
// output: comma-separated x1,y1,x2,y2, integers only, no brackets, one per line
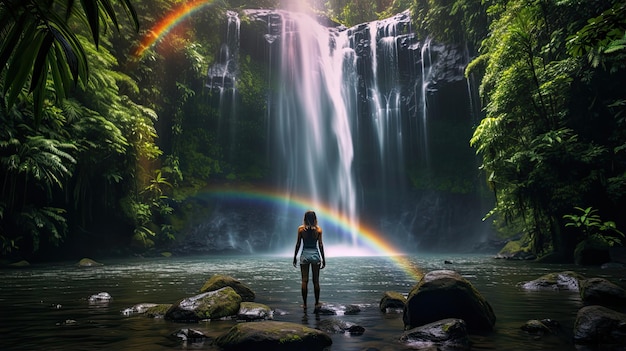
133,0,216,59
205,186,423,281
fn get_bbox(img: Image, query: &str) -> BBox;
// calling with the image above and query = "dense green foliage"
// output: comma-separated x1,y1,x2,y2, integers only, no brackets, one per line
2,0,624,262
0,0,279,260
461,0,626,259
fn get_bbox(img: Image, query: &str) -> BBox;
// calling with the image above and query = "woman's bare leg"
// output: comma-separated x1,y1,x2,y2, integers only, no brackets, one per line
300,263,310,309
312,263,321,307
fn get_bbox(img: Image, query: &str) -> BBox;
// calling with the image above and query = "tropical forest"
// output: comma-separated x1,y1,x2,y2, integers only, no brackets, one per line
1,0,625,265
2,1,626,350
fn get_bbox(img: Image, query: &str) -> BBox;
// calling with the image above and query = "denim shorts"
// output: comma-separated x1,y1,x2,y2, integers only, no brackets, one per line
300,248,321,265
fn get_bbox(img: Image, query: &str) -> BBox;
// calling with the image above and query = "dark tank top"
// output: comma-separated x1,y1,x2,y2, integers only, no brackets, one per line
302,227,318,249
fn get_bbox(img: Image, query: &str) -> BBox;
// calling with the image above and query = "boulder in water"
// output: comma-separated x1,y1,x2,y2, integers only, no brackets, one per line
575,237,611,265
145,304,172,318
311,302,360,315
400,318,470,350
580,277,626,311
403,270,496,332
165,286,242,322
317,318,365,335
77,258,103,267
379,291,406,312
121,303,158,316
237,302,273,321
520,271,585,291
200,274,255,302
521,319,560,335
170,328,208,343
574,305,626,346
214,320,332,351
9,260,30,267
88,292,112,304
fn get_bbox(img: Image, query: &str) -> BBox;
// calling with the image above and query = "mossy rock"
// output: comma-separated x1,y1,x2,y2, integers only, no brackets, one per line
145,304,172,318
237,302,273,321
400,318,469,348
520,271,585,291
574,305,626,346
496,240,535,260
77,258,103,267
575,237,611,265
165,287,242,322
403,270,496,332
379,291,406,311
580,277,626,309
9,260,30,267
200,274,255,302
499,240,526,254
214,321,332,351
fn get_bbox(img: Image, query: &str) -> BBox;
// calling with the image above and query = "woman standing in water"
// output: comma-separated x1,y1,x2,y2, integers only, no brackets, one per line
293,210,326,311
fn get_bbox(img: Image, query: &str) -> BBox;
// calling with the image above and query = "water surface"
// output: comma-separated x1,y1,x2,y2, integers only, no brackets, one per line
0,254,621,350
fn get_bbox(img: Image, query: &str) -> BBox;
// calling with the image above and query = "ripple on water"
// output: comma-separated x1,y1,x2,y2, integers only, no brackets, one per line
0,254,622,351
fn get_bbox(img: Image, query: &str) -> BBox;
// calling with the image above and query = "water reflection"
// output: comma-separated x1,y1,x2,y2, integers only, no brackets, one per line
0,254,622,350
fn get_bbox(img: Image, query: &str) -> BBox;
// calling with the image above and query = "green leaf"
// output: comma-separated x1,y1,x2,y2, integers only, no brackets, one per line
5,24,45,109
0,14,28,77
79,0,101,47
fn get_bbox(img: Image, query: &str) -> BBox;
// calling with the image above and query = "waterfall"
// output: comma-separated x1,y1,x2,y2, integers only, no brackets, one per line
264,11,358,246
196,9,489,255
207,11,241,163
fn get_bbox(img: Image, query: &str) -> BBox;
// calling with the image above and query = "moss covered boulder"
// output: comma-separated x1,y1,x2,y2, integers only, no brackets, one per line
145,304,172,318
520,271,585,291
165,287,241,322
76,258,103,267
495,239,535,260
580,278,626,311
9,260,30,267
575,237,611,265
200,274,255,302
403,270,496,332
379,291,406,312
574,305,626,347
214,321,332,351
400,318,470,350
237,302,273,321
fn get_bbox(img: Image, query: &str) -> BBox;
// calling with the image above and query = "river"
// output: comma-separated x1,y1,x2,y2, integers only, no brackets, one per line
0,253,622,350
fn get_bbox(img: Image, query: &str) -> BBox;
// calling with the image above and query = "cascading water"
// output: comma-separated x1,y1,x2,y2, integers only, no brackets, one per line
207,11,241,163
194,9,493,255
262,10,358,247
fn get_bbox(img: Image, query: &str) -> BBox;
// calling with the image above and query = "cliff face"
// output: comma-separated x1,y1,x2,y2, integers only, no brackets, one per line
192,9,493,254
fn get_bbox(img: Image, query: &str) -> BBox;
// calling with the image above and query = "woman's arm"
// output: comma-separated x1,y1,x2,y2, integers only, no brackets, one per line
318,227,326,269
293,228,302,267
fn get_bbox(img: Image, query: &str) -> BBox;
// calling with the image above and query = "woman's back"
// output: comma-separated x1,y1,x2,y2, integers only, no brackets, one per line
300,226,320,249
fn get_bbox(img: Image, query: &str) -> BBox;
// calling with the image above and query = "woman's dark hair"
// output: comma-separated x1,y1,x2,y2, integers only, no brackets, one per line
303,210,317,227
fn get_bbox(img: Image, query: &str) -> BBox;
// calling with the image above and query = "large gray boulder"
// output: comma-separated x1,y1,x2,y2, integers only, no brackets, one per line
403,270,496,332
400,318,470,350
520,271,585,291
214,321,332,351
580,277,626,311
573,305,626,346
165,287,241,322
200,274,255,302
